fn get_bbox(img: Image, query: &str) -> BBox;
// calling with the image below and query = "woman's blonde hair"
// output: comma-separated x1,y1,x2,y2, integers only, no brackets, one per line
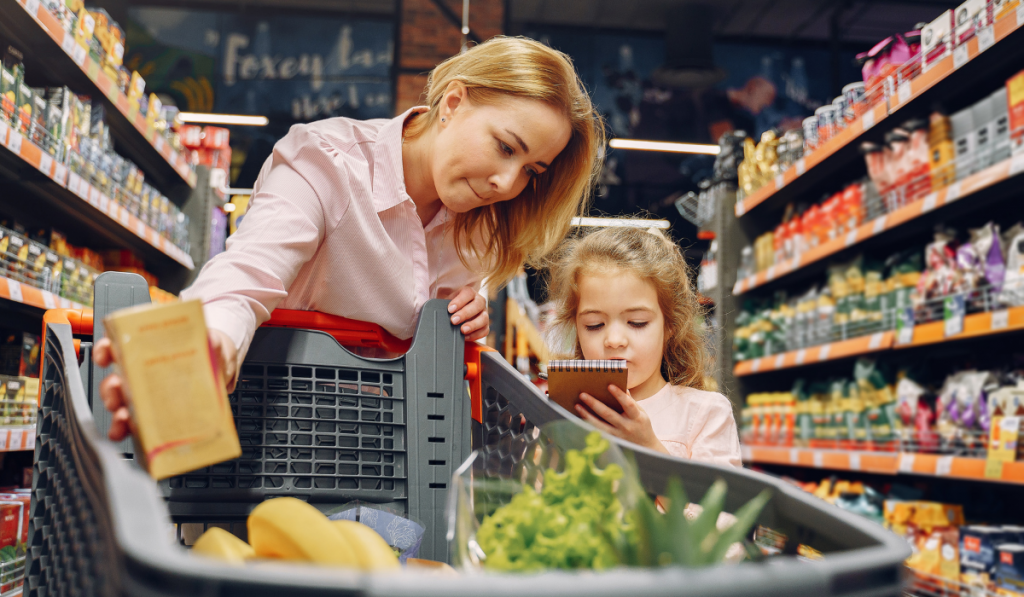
406,36,605,287
546,226,711,390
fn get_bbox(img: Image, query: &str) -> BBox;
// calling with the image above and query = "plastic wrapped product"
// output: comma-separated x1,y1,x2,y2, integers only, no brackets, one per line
970,222,1006,292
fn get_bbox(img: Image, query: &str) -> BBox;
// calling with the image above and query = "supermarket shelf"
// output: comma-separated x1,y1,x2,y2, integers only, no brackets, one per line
0,427,35,452
896,304,1024,348
732,154,1024,296
0,122,194,271
742,445,1024,486
734,302,1024,376
734,331,893,376
0,274,86,312
733,8,1024,219
0,0,197,191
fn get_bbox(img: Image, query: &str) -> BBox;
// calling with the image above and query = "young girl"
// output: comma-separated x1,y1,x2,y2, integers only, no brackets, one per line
546,226,742,469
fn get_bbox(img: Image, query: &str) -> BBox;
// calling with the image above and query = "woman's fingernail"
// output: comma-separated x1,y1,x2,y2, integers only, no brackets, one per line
451,315,461,324
449,304,456,313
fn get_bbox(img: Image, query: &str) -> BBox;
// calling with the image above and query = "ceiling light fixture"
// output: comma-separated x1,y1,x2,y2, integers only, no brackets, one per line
178,112,269,126
572,217,671,229
222,187,254,195
609,139,720,155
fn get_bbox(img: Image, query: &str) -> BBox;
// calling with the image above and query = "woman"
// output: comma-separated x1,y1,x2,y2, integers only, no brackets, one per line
94,36,605,440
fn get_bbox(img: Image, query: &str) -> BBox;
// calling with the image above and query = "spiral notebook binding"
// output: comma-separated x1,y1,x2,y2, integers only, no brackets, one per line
548,359,628,373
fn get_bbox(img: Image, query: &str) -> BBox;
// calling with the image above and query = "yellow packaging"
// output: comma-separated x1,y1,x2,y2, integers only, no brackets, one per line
911,502,965,530
104,299,240,480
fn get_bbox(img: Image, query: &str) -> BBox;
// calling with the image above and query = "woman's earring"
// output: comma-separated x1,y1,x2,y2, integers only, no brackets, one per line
441,117,446,123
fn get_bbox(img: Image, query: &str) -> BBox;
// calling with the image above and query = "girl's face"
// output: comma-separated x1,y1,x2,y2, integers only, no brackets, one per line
575,268,668,400
432,87,572,213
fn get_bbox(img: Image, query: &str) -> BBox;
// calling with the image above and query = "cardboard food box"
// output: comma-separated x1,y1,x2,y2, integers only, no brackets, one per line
104,299,240,480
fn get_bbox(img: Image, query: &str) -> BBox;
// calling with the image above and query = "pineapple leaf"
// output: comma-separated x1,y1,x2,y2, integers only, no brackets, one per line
663,478,695,566
689,479,727,558
634,493,661,568
709,489,772,563
742,539,765,563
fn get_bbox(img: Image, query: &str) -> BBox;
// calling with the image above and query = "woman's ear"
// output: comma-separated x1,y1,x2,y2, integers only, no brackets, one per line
440,80,469,123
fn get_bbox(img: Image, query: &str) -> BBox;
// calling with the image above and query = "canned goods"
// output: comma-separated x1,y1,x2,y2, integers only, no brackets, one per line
803,116,819,153
832,96,847,131
816,105,836,144
843,82,866,119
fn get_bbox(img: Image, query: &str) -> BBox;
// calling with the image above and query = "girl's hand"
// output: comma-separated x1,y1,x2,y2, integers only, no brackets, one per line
576,385,670,454
448,286,489,342
93,328,238,441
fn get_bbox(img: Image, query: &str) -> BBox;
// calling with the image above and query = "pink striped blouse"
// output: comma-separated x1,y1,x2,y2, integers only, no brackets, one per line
180,107,482,363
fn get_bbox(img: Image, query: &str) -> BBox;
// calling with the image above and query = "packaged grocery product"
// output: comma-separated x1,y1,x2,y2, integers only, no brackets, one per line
954,0,987,45
0,65,15,123
0,493,28,545
962,525,1006,589
0,501,22,549
802,115,818,153
104,300,241,479
1008,70,1024,156
816,105,836,144
996,544,1024,595
842,82,866,119
922,11,953,68
861,141,890,195
971,222,1006,292
992,87,1012,164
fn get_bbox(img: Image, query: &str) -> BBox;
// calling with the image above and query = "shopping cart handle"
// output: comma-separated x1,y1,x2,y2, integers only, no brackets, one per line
264,309,413,354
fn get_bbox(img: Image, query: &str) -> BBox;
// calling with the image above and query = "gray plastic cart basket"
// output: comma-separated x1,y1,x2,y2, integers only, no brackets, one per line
26,273,910,596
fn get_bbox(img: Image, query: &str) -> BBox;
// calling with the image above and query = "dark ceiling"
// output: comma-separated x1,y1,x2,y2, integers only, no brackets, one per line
509,0,960,44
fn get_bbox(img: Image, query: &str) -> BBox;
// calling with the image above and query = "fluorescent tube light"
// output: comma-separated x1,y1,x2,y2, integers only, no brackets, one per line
572,217,671,229
609,139,720,155
179,112,269,126
221,187,253,195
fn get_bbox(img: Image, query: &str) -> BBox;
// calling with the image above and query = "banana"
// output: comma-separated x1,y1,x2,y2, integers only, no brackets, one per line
191,527,255,565
331,520,400,571
247,498,359,568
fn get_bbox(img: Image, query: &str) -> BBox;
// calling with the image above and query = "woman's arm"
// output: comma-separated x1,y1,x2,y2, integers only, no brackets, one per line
181,125,337,372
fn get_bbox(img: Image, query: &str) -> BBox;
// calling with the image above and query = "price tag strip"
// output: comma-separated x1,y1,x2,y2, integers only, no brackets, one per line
944,294,966,337
896,307,915,345
899,453,916,473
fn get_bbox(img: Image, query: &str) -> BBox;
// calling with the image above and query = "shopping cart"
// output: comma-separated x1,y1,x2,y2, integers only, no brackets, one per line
26,272,910,596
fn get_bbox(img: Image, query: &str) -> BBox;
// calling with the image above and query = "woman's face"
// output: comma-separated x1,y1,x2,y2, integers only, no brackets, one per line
432,88,572,213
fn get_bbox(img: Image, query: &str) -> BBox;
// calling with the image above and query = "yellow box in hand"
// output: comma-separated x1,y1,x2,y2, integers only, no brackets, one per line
104,299,240,480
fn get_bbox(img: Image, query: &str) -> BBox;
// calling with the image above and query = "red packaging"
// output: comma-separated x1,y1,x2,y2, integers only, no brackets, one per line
202,126,230,149
0,494,29,545
101,250,145,269
774,223,786,264
0,501,23,548
178,125,203,149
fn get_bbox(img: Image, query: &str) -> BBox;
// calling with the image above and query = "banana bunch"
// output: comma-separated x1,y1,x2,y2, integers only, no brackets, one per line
190,497,399,571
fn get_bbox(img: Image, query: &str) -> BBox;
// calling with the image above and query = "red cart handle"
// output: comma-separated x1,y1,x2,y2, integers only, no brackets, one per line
265,309,413,354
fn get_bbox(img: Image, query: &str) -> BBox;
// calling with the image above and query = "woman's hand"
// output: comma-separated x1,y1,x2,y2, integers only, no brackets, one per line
575,385,670,454
93,328,238,441
448,286,489,342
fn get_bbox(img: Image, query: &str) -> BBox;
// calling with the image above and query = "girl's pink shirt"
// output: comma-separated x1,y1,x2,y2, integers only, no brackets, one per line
179,107,481,364
640,384,743,469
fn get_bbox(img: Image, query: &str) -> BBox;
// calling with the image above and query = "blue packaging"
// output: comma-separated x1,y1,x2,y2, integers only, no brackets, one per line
961,526,1008,583
995,544,1024,594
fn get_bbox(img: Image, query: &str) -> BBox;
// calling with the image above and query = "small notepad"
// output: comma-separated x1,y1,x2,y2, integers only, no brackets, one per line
546,359,628,414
